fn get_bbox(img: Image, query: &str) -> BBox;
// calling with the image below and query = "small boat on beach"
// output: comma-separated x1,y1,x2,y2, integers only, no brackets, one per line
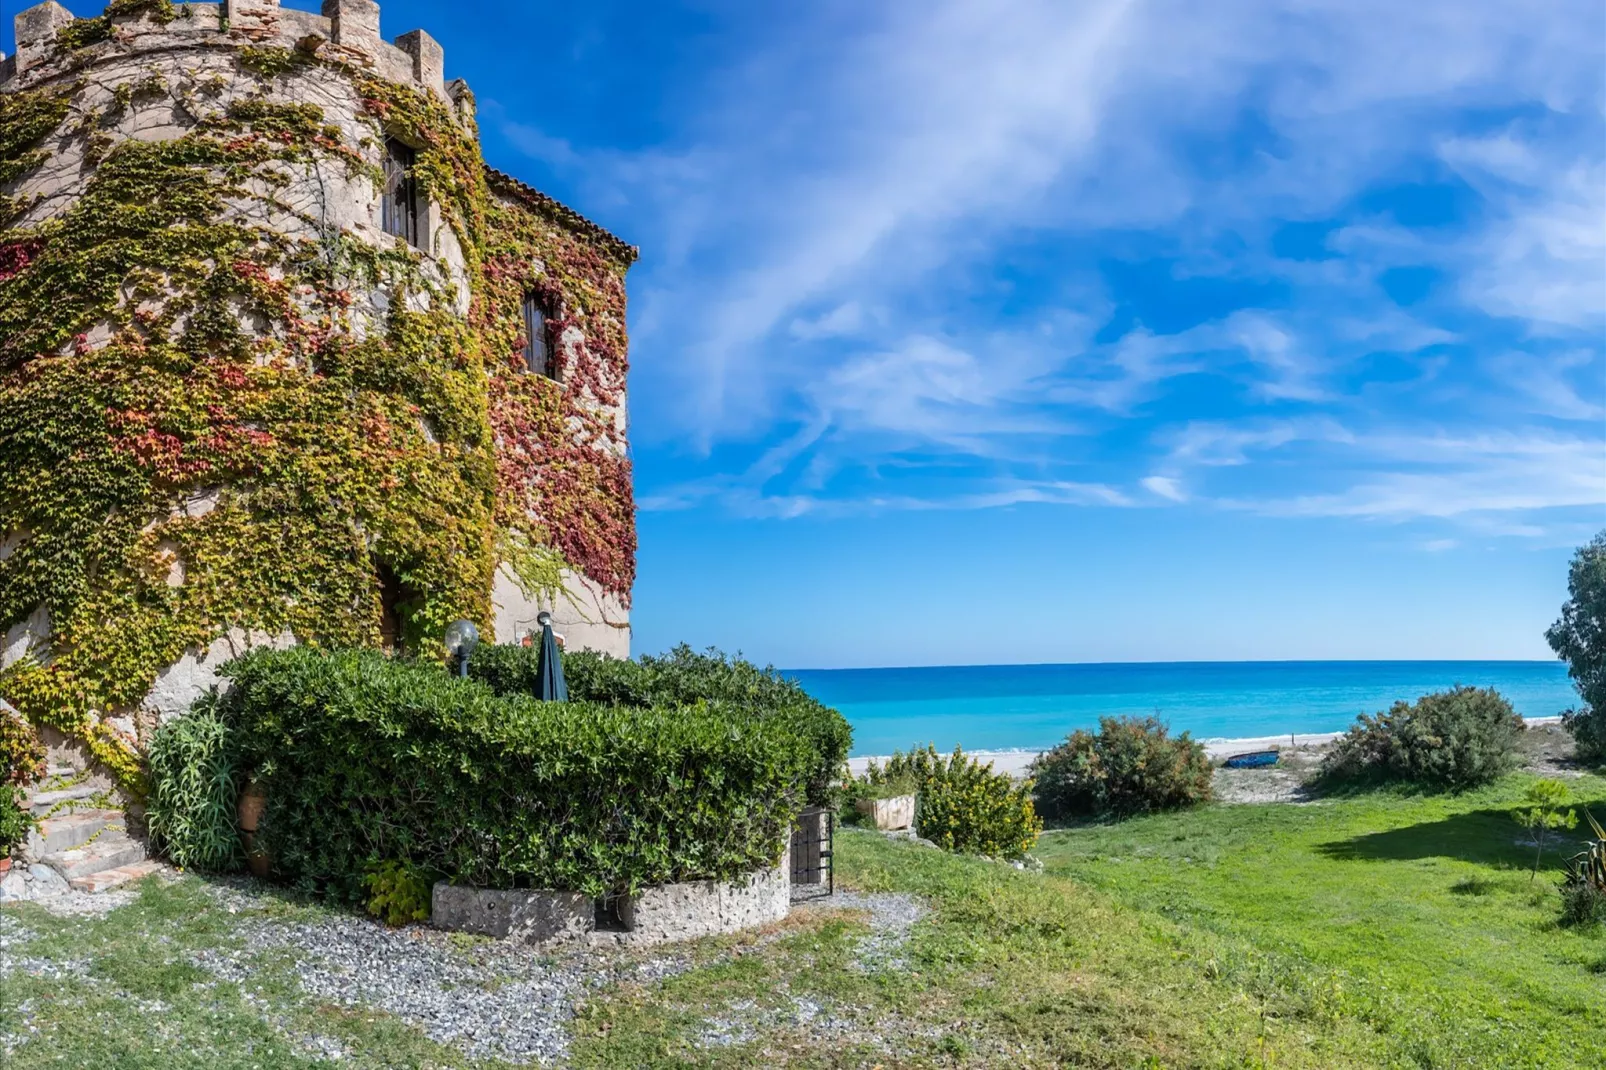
1222,749,1280,769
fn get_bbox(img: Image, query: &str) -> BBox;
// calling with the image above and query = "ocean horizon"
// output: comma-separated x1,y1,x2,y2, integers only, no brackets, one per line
784,660,1578,758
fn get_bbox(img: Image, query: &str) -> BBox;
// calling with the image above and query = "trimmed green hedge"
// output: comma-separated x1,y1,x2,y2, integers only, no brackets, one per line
470,643,851,806
183,646,811,901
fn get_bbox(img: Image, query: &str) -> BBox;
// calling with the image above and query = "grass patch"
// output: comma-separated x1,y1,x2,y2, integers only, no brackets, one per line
0,878,489,1069
1034,772,1606,1069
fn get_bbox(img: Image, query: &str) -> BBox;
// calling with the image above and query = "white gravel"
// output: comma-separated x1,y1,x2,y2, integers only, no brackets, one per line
186,884,695,1066
792,889,928,971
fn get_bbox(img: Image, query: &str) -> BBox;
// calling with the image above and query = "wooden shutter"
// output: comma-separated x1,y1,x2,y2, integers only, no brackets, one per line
382,138,420,247
523,293,556,379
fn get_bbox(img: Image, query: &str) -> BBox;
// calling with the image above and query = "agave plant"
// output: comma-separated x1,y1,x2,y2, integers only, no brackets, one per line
1564,809,1606,892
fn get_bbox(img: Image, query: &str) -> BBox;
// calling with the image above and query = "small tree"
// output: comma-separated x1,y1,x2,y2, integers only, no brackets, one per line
1513,778,1578,881
1547,531,1606,762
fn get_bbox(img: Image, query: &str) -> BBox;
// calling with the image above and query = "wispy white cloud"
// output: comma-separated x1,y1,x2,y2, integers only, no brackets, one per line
492,0,1604,535
1142,475,1188,502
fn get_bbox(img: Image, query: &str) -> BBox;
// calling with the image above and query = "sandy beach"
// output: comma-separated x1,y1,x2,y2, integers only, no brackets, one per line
847,716,1565,778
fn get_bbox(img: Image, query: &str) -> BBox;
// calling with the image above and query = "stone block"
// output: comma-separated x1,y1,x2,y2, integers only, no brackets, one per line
69,860,162,894
617,852,790,944
855,794,915,831
431,883,594,942
394,28,444,94
223,0,281,37
323,0,380,49
27,862,69,897
13,1,73,76
43,830,145,879
26,808,121,857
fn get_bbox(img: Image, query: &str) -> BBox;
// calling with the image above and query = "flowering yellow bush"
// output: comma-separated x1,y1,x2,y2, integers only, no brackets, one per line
865,745,1041,860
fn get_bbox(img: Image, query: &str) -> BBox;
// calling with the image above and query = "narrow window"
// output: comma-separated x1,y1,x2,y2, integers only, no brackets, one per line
381,137,421,248
376,561,404,654
523,292,558,380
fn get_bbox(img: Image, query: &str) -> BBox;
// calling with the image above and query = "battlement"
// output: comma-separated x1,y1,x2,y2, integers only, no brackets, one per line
1,0,458,111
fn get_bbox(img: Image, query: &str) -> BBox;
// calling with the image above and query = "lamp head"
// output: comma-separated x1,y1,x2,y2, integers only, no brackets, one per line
443,619,480,656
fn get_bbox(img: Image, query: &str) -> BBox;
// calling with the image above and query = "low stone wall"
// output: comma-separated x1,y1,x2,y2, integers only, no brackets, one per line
430,847,790,947
615,851,791,945
430,884,593,943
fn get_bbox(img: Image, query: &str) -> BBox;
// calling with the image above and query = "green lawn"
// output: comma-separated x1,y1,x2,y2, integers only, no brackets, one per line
1033,772,1606,1069
2,775,1602,1068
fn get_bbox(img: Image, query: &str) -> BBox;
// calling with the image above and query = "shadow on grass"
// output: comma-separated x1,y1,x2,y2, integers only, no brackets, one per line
1317,807,1597,870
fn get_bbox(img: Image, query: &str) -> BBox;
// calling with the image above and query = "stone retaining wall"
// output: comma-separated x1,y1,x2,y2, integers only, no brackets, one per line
431,847,791,947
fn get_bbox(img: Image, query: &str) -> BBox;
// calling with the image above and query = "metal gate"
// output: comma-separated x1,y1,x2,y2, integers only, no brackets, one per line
789,805,833,898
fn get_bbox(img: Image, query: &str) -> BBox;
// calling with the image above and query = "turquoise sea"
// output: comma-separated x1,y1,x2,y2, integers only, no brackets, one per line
785,661,1579,757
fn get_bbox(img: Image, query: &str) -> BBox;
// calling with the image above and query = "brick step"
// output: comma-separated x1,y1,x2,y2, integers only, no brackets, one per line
26,809,122,857
70,861,164,894
42,831,145,880
26,784,99,813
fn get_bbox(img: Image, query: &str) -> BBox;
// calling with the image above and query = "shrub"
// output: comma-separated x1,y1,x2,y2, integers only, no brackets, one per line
363,859,434,927
1030,716,1214,819
145,696,242,872
470,643,851,806
0,702,46,788
1548,531,1606,764
864,745,1041,859
1316,687,1523,791
1561,882,1606,928
214,646,811,902
0,786,34,858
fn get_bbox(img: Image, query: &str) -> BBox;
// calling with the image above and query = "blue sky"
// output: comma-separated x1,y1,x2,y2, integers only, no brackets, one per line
11,1,1605,667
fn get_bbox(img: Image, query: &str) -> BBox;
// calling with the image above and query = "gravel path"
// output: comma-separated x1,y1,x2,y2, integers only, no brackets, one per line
188,884,693,1066
791,890,927,971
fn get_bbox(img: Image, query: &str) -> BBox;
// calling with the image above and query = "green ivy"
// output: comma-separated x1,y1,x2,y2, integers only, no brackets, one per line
0,15,636,791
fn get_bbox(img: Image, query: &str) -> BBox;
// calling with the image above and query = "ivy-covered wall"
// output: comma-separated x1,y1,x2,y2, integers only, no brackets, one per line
0,0,636,789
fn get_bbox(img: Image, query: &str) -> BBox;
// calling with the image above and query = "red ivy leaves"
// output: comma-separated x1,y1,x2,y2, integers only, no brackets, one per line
0,240,41,284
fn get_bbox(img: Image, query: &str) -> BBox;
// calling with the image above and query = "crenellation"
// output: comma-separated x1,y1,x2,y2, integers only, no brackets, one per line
12,1,74,77
274,6,333,47
222,0,281,38
322,0,380,51
394,29,445,100
446,77,475,124
3,0,459,105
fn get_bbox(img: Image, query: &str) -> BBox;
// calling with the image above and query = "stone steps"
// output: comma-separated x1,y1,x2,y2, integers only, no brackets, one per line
9,760,159,898
41,830,146,880
26,808,123,857
69,860,163,894
25,784,100,813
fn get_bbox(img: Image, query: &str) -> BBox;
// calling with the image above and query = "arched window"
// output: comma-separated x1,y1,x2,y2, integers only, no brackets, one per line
382,137,421,248
523,292,558,380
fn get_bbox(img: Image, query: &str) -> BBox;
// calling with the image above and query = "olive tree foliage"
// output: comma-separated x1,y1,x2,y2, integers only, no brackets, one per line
1548,531,1606,763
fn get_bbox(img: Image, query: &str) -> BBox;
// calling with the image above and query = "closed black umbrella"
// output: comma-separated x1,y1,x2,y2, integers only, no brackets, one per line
535,611,568,702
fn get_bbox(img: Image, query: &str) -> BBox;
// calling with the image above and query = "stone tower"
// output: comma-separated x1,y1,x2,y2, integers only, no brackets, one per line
0,0,636,771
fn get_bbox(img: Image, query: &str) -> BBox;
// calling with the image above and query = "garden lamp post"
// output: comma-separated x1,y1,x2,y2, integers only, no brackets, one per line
444,619,480,679
535,611,568,702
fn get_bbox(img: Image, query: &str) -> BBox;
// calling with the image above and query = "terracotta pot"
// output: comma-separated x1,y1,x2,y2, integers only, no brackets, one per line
237,781,266,833
238,781,271,878
0,857,12,876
